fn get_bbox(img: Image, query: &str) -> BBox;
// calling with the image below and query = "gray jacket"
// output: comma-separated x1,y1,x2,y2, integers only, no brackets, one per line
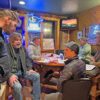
58,56,85,87
27,42,41,60
0,35,10,82
7,44,33,77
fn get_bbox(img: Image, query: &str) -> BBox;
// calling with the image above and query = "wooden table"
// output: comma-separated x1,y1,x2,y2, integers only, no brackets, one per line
36,61,64,66
34,61,64,82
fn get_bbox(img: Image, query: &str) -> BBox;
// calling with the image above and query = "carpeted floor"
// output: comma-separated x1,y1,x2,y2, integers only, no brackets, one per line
8,85,62,100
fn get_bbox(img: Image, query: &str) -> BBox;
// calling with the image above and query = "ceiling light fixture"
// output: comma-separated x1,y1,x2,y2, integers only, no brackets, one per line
19,0,26,5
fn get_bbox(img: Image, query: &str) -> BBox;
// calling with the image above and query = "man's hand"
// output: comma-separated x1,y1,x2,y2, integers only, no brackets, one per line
9,74,18,87
53,71,60,78
90,57,95,62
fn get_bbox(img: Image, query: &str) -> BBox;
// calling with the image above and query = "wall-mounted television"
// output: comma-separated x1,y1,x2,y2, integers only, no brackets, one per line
60,18,78,30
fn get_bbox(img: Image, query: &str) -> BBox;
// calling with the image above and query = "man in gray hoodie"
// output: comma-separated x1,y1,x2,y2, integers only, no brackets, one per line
27,36,41,60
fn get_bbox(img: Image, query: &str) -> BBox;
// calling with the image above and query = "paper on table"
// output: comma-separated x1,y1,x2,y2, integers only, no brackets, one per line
58,59,64,64
86,64,96,70
37,59,50,63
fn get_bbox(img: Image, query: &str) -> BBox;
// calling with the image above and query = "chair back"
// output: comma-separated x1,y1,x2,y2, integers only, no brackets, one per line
62,79,92,100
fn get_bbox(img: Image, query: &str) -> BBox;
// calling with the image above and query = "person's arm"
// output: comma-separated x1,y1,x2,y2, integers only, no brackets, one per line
90,51,100,67
0,55,12,82
93,61,100,67
58,65,73,86
9,74,18,87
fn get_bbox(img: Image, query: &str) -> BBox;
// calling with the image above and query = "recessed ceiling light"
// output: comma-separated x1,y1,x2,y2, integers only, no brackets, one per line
19,1,26,5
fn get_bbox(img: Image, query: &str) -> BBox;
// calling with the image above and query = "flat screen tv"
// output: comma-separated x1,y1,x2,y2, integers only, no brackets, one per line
60,18,78,30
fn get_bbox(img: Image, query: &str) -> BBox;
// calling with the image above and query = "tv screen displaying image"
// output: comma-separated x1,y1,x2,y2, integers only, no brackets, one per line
61,18,78,30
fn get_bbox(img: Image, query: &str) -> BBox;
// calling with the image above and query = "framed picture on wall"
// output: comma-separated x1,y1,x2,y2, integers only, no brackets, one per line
77,31,82,39
43,38,54,50
42,20,55,51
87,24,100,45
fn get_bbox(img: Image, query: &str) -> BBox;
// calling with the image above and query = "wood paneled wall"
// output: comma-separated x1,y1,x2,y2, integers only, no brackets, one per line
70,5,100,41
70,5,100,50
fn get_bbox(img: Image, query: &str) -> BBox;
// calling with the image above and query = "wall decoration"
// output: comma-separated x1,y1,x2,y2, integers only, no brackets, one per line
77,31,82,39
43,38,54,50
27,14,43,43
42,20,55,51
27,14,43,33
42,21,54,38
88,24,100,45
16,16,25,46
41,16,60,51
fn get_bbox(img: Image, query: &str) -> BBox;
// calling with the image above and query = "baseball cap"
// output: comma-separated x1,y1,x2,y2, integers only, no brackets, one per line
65,41,77,48
65,41,79,54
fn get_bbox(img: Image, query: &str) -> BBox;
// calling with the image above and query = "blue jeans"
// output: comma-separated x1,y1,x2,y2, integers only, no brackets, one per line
12,71,41,100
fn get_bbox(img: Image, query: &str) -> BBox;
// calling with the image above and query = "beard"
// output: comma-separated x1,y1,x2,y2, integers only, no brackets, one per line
4,24,11,34
4,22,15,34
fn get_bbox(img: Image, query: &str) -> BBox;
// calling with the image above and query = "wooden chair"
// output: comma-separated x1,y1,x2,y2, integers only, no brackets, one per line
90,74,100,100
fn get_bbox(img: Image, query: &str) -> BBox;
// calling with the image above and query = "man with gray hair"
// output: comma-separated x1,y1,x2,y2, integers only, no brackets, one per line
0,9,19,83
78,37,91,64
27,36,41,61
7,32,41,100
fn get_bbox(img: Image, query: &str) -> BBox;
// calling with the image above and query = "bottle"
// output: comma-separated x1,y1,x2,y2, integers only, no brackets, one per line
59,53,64,60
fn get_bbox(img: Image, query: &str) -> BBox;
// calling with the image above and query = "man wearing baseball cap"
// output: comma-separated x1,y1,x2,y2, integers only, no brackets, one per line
58,41,86,89
42,41,86,100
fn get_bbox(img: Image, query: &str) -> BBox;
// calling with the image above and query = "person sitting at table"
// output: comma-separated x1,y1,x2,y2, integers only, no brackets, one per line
27,36,41,72
7,33,41,100
78,37,92,64
89,32,100,67
42,41,86,92
27,36,41,61
58,41,86,89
